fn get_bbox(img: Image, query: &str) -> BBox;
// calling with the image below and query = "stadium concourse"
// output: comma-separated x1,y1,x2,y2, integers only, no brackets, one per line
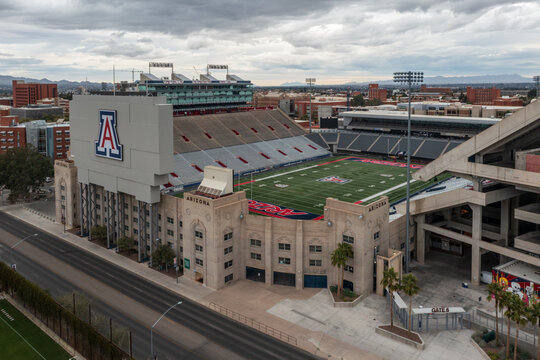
57,95,406,296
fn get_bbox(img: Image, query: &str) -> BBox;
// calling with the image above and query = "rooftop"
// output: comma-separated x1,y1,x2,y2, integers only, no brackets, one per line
341,110,500,126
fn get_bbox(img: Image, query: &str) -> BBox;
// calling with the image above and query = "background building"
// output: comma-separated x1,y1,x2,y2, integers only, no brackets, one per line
466,86,501,105
12,80,58,108
10,104,64,120
367,84,388,102
0,114,25,154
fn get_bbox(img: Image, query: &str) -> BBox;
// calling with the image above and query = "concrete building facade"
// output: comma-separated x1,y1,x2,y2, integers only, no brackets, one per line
409,99,540,285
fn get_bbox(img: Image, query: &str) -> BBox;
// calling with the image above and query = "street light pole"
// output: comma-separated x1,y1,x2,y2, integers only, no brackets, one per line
9,233,38,270
305,78,316,133
150,300,182,359
533,76,540,99
393,71,423,274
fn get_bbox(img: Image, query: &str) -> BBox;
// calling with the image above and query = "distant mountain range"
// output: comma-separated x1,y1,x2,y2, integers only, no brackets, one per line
0,75,108,91
280,74,532,87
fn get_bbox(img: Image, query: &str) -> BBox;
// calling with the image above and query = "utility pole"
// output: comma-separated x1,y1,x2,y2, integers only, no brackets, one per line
393,71,423,274
305,78,316,133
534,76,540,99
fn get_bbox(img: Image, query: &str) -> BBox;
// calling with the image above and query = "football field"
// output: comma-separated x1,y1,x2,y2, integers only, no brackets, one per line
234,155,444,217
0,299,71,360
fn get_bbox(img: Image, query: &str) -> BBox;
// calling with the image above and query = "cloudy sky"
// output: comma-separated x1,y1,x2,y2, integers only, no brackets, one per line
0,0,539,85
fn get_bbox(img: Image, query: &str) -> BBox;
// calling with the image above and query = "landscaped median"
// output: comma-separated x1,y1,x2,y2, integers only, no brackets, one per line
376,324,425,350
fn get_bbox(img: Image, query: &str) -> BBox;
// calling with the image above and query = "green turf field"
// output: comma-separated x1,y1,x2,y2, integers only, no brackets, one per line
0,299,71,360
234,155,445,215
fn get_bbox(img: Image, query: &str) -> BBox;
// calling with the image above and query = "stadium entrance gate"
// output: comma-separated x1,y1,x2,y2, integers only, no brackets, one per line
246,267,265,282
304,275,327,288
273,272,295,287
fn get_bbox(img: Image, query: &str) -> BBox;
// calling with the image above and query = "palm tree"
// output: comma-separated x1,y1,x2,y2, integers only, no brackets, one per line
510,295,528,360
501,291,514,359
330,242,353,297
401,273,421,334
380,267,400,327
528,300,540,360
487,281,505,345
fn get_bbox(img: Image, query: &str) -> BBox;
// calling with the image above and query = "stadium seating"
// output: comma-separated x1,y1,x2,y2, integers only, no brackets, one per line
162,110,331,189
414,139,449,159
321,132,338,144
311,130,465,160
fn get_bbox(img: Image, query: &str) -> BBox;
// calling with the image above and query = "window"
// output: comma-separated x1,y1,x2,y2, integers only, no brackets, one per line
167,229,174,236
225,274,233,283
224,246,233,255
309,245,322,253
400,242,405,250
278,257,291,265
124,225,129,231
250,239,261,247
224,232,233,241
195,230,203,239
168,241,173,249
343,235,354,244
133,218,138,223
95,193,100,200
251,252,261,260
344,265,354,273
133,206,138,212
179,220,183,228
224,260,233,269
278,243,291,251
146,210,149,216
196,258,203,266
195,244,203,252
309,259,322,267
180,246,183,253
61,195,65,200
96,204,101,210
124,214,129,220
60,185,65,191
124,203,128,209
158,226,162,232
158,214,162,221
167,217,174,224
133,228,137,234
373,231,380,240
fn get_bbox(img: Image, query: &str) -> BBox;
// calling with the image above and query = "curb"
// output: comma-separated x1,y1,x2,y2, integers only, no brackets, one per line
22,206,56,223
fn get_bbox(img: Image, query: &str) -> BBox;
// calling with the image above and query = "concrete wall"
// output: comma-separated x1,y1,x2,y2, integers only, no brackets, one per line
70,95,174,204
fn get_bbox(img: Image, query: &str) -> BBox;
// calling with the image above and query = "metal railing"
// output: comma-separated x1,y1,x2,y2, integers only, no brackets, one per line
208,302,297,346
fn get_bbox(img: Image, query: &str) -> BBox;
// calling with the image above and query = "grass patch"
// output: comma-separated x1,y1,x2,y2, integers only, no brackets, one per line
0,299,71,360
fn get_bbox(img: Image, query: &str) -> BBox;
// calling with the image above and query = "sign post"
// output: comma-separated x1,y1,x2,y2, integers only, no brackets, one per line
174,257,178,284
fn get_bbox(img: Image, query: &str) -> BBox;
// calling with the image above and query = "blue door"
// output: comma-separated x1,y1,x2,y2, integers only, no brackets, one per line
304,275,327,288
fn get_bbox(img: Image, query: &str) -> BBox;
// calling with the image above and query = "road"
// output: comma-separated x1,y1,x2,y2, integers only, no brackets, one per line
0,212,319,360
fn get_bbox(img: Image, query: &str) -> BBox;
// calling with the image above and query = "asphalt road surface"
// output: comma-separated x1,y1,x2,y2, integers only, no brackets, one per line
0,212,319,360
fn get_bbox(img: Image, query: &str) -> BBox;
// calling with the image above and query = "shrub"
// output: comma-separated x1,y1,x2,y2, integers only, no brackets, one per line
330,285,337,293
343,288,357,298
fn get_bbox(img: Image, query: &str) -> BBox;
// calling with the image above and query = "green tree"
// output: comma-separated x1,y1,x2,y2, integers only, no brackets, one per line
0,145,53,202
501,291,514,359
458,92,468,103
380,267,400,327
527,300,540,360
528,89,537,99
365,98,383,106
299,114,309,120
487,281,505,345
91,226,107,244
350,94,365,107
330,242,353,297
509,295,528,360
152,244,175,269
117,236,135,253
401,273,421,334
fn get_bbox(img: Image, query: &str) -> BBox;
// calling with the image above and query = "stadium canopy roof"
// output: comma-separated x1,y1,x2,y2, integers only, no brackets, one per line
341,110,499,126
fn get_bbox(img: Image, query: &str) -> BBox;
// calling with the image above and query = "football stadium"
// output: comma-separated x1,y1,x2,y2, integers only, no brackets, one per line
56,93,540,298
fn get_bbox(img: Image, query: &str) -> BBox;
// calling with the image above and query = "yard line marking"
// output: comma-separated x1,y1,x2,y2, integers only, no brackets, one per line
0,313,47,360
237,163,321,183
358,180,417,203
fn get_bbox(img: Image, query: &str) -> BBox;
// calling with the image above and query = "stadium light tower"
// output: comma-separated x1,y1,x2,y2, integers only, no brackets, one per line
306,78,316,133
534,76,540,99
393,71,423,274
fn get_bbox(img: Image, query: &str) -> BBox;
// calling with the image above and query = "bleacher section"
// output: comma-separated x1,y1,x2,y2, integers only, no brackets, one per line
312,131,464,160
162,110,330,190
